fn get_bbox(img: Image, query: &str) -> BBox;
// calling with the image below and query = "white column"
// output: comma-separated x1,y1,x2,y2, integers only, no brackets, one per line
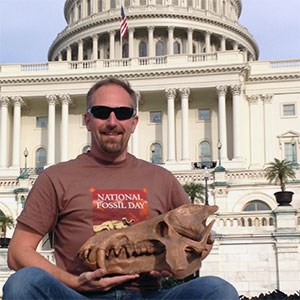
0,97,9,168
12,96,23,167
60,94,72,162
221,36,226,51
247,95,264,168
92,34,98,60
216,86,228,161
187,28,193,54
168,26,174,55
129,28,134,58
74,3,79,21
205,31,211,53
179,88,190,161
67,46,72,61
233,41,238,50
148,26,154,57
131,91,140,156
165,88,176,161
93,0,98,13
109,30,115,59
58,53,63,61
230,85,242,160
78,39,84,61
46,95,57,166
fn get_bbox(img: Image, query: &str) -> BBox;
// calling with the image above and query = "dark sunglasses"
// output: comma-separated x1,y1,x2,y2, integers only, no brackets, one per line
88,106,135,120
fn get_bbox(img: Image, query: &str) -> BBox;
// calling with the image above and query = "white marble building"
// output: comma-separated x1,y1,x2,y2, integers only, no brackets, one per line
0,0,300,297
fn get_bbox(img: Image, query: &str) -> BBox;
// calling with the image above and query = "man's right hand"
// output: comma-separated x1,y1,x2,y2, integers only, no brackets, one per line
75,268,140,292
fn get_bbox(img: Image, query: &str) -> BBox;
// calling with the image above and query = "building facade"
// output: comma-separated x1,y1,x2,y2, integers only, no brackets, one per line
0,0,300,297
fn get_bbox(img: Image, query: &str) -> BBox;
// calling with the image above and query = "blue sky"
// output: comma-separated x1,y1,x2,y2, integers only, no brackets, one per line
0,0,299,64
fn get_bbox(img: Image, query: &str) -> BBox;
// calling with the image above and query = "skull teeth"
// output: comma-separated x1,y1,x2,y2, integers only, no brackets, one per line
105,240,165,260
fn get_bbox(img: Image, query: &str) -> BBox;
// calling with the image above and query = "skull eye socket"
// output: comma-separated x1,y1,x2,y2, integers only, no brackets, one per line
156,221,169,237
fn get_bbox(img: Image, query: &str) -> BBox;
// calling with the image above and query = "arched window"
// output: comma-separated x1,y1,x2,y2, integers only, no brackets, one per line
139,41,147,57
199,141,211,166
82,145,91,153
122,43,129,58
243,200,271,211
156,41,165,56
150,143,162,164
36,147,47,174
125,0,130,6
201,0,206,9
173,41,181,54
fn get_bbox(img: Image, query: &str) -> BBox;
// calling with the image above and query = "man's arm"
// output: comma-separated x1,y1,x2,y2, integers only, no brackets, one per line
7,223,139,292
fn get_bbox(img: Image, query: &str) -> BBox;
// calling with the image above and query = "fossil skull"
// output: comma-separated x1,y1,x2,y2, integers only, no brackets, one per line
78,204,218,279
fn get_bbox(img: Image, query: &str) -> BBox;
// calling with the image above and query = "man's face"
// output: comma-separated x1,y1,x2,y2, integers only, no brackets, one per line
85,83,138,161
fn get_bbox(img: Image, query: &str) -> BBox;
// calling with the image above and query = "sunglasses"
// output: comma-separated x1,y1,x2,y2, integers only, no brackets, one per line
88,106,135,120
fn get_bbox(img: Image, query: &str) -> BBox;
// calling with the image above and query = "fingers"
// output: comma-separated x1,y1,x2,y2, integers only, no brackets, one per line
77,269,139,292
149,270,171,278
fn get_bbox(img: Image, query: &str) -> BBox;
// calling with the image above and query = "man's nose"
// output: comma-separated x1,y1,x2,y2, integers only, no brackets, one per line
106,111,118,126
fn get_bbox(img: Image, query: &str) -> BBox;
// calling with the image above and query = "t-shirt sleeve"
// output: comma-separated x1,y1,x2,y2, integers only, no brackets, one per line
17,172,58,236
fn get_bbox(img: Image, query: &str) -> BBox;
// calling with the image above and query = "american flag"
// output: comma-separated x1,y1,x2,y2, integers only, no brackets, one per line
120,6,128,39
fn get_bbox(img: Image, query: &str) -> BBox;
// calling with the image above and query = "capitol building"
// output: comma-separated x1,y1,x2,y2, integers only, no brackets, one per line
0,0,300,297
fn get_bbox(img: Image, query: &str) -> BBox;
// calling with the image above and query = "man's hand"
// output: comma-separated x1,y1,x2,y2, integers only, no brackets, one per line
75,268,140,292
149,270,171,278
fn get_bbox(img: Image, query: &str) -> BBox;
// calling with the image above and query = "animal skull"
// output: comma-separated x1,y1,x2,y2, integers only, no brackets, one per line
79,204,218,279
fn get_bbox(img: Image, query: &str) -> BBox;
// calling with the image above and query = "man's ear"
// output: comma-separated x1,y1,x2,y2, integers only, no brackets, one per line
85,112,91,131
131,115,139,133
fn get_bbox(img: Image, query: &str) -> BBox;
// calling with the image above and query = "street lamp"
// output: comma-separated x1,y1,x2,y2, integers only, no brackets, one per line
215,140,225,172
18,147,29,179
291,138,296,166
24,147,29,173
204,167,209,205
150,144,156,164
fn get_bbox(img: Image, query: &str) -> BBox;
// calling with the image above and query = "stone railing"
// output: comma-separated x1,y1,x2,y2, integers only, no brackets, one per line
212,211,276,235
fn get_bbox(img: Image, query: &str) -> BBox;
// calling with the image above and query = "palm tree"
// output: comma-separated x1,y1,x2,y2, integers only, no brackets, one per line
0,214,14,238
183,181,205,204
264,158,296,191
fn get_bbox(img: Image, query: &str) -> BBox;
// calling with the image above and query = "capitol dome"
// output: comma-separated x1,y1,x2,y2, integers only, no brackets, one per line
48,0,258,62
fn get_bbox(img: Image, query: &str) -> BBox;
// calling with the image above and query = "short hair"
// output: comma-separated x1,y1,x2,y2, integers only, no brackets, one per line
86,77,137,110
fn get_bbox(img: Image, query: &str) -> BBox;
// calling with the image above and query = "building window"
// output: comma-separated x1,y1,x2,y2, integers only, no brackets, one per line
36,147,47,174
87,0,92,15
199,141,211,165
201,0,206,9
173,41,181,54
139,41,147,57
282,103,296,117
150,111,162,123
156,41,165,56
150,143,162,164
78,3,82,19
172,0,178,5
156,0,163,4
98,0,103,12
284,142,297,164
110,0,116,9
187,0,193,6
36,116,47,128
198,109,210,121
122,43,129,58
140,0,146,5
125,0,130,6
243,200,271,211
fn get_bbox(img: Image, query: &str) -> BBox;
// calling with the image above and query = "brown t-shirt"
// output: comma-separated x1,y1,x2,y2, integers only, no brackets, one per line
17,153,190,285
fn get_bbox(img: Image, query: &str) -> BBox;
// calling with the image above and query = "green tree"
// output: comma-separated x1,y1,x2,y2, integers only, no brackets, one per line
183,181,205,204
0,213,14,238
264,158,296,191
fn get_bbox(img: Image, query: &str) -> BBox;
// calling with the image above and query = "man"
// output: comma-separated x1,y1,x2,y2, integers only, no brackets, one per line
3,78,239,299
